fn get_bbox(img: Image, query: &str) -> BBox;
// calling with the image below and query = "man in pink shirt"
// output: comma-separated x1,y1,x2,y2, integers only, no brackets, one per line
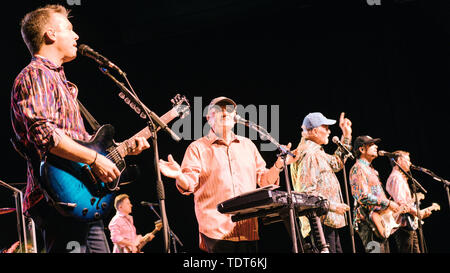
158,96,298,253
108,194,155,253
386,150,432,253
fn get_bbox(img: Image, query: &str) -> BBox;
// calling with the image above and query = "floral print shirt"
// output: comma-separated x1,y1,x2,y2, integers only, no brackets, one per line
349,158,390,227
290,137,351,229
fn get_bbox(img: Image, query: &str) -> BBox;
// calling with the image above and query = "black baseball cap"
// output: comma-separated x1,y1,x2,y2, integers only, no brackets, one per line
353,135,381,154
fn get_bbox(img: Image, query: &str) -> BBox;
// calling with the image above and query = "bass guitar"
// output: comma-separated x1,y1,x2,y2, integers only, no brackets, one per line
119,219,163,253
40,95,190,221
134,220,163,253
404,193,440,230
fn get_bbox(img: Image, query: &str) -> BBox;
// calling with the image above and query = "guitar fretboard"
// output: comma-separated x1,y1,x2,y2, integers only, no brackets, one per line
115,108,180,158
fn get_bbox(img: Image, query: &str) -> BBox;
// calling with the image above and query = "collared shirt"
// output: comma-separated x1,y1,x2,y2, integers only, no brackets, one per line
108,212,139,253
386,168,413,227
177,130,279,251
11,56,90,213
290,138,350,229
349,158,390,227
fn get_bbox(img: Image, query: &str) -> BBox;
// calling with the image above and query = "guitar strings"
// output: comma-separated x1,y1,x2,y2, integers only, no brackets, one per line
106,149,121,164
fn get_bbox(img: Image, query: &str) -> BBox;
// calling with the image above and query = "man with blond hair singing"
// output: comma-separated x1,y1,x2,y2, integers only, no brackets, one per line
11,5,149,252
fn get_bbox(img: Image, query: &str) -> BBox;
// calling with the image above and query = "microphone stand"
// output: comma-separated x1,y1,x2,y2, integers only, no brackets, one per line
390,158,427,253
98,67,181,141
144,204,184,253
243,121,301,253
332,137,356,252
341,155,356,253
413,167,450,212
98,66,179,253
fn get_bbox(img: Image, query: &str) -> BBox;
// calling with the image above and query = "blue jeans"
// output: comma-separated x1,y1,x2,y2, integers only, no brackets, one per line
29,199,110,253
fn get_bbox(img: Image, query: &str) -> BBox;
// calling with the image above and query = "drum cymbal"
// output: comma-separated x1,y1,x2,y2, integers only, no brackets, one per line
0,208,16,215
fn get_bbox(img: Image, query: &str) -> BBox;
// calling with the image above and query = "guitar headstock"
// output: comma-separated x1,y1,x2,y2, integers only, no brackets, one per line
171,94,190,119
431,203,441,212
415,192,425,202
154,219,163,231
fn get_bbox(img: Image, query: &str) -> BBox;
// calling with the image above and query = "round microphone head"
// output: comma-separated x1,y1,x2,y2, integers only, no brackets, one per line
332,136,339,143
234,114,245,123
77,44,89,54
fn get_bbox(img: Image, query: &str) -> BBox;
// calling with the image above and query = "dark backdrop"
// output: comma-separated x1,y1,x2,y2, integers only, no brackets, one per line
1,0,449,254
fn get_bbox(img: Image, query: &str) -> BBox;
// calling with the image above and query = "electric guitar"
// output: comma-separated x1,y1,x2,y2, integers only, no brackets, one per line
40,95,190,221
134,220,163,253
404,193,440,230
371,203,408,239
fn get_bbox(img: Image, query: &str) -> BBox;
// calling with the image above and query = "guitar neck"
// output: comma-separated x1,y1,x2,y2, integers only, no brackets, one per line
138,228,160,250
419,203,440,218
116,108,180,158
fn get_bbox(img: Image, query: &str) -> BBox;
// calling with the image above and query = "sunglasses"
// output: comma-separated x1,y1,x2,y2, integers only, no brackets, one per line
212,104,236,113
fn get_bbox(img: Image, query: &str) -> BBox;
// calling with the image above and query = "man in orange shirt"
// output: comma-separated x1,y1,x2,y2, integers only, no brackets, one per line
159,96,298,253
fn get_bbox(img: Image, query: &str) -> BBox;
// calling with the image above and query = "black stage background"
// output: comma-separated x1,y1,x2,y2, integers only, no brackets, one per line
1,0,449,255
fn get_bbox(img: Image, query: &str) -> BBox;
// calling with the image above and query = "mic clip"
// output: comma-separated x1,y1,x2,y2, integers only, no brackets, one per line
332,136,354,160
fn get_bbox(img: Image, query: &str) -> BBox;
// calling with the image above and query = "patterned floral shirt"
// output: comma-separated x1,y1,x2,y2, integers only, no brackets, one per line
349,158,390,227
11,56,90,213
290,137,351,229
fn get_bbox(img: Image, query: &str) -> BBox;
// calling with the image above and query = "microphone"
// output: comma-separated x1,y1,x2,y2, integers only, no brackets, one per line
377,150,397,158
78,44,126,76
332,136,354,160
410,164,430,173
141,201,159,207
234,114,249,125
234,114,295,158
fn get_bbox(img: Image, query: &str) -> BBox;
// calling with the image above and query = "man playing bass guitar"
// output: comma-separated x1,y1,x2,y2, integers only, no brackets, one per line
386,151,440,253
109,194,162,253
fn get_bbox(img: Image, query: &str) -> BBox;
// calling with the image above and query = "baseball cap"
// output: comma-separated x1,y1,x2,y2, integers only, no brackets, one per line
353,135,381,154
207,96,237,113
302,112,336,130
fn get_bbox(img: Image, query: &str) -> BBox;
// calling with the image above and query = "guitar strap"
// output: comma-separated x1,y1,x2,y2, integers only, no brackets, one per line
77,99,101,132
11,101,100,162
